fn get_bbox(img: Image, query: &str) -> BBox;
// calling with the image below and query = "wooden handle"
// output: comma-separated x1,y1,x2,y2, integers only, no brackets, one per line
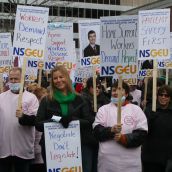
117,76,122,125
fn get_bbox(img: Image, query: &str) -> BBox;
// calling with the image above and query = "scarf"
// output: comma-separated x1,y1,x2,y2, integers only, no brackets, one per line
53,90,76,116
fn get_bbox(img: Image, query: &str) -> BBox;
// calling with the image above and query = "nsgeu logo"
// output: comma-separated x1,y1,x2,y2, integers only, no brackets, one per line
80,56,100,67
139,49,168,58
101,65,136,76
48,166,82,172
13,47,43,58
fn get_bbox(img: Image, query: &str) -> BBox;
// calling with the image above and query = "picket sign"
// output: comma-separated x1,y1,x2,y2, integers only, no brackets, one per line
117,76,122,125
93,66,97,112
152,60,157,112
17,57,27,109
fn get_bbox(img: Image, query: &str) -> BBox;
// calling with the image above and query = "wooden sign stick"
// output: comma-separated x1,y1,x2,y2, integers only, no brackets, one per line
117,76,123,125
152,60,157,112
93,66,97,113
143,77,148,112
17,57,27,109
166,68,169,85
0,73,3,93
38,68,42,87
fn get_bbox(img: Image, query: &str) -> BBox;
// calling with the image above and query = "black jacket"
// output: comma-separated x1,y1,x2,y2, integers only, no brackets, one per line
36,95,94,146
84,44,100,57
141,103,172,165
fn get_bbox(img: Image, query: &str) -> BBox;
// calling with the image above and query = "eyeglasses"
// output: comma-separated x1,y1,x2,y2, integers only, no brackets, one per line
158,94,170,98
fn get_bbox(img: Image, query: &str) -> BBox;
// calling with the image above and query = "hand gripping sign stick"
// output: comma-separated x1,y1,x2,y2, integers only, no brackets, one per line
117,76,123,125
152,60,157,112
17,57,27,109
93,66,97,113
143,77,148,112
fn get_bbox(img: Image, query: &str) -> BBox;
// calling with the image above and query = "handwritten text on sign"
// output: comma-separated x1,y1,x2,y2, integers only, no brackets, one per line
44,121,82,172
13,5,49,59
0,33,12,67
45,23,74,62
138,9,170,60
100,15,138,79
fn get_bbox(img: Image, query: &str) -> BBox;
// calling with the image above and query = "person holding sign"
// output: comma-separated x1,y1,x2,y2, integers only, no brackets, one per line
84,30,100,57
35,65,93,172
0,67,39,172
93,81,148,172
142,85,172,172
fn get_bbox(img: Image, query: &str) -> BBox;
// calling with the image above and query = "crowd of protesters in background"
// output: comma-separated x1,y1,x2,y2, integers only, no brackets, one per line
0,66,171,172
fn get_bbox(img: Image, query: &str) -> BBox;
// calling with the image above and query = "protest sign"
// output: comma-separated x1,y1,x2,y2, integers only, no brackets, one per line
44,121,82,172
138,9,170,60
79,20,100,58
100,15,138,82
0,33,12,69
13,5,49,61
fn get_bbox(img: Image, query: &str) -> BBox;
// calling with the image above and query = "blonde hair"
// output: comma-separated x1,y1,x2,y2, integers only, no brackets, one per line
49,65,74,100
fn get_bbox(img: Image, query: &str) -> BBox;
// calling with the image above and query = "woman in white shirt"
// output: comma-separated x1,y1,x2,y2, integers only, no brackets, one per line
93,81,148,172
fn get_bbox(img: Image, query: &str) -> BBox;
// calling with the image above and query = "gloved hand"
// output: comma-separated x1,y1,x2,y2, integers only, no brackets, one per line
59,115,72,128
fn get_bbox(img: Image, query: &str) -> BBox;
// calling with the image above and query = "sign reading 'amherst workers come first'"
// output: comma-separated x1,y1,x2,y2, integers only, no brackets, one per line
13,5,49,61
138,9,170,60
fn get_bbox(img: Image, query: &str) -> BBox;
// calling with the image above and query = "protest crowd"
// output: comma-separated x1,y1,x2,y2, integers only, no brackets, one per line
0,65,171,172
0,3,172,172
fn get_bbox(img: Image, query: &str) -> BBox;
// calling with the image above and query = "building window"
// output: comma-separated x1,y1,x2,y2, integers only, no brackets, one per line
98,10,103,18
73,8,78,17
104,10,109,16
66,7,72,17
92,9,97,18
79,8,84,18
86,9,91,18
60,7,65,16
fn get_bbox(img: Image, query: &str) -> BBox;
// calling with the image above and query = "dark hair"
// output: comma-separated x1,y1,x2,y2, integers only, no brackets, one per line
88,30,96,39
158,85,172,98
86,77,101,89
111,81,130,97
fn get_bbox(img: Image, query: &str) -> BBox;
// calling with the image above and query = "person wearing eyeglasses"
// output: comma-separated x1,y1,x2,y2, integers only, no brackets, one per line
142,85,172,172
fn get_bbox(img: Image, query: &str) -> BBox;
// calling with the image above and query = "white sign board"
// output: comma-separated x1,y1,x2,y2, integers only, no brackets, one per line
0,33,12,68
13,5,49,61
100,15,138,81
79,20,100,58
44,121,82,172
138,9,170,60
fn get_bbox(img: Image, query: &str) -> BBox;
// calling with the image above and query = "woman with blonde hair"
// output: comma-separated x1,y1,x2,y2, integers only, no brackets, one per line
36,65,93,172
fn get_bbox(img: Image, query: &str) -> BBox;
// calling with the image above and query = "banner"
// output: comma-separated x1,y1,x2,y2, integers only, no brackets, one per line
44,121,82,172
100,15,138,81
138,9,170,60
13,5,49,62
79,20,100,58
0,33,12,68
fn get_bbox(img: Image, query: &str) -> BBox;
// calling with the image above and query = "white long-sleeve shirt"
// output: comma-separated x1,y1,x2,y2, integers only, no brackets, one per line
0,90,39,159
93,103,148,172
